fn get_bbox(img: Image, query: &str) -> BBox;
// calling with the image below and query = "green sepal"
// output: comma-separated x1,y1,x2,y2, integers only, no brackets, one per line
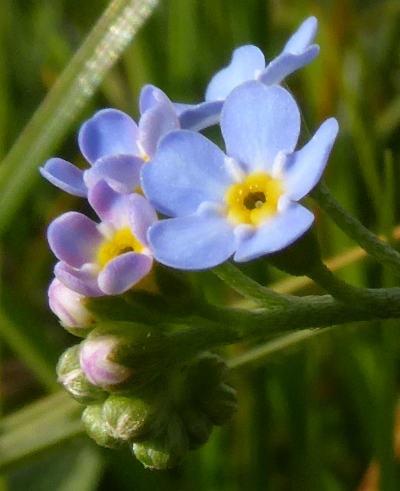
200,383,238,426
266,228,322,276
102,381,169,442
154,263,195,302
180,405,213,450
82,403,124,449
63,325,94,339
185,352,228,395
56,345,107,404
84,294,161,325
85,290,195,326
132,413,188,470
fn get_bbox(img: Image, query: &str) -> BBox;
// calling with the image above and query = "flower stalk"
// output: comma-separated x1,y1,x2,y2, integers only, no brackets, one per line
311,181,400,276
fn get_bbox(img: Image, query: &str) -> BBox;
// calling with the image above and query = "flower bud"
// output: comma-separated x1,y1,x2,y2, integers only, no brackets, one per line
180,405,213,449
200,383,237,426
82,403,124,449
79,336,132,389
48,278,95,335
56,345,107,404
133,413,188,470
83,322,169,391
102,382,168,442
186,353,228,394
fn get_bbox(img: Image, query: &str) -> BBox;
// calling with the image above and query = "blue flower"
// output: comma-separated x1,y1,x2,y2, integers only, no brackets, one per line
40,86,179,197
175,17,320,131
48,181,157,295
142,81,338,270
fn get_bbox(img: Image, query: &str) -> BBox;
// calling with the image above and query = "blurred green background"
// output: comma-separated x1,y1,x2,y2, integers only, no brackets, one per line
1,0,400,489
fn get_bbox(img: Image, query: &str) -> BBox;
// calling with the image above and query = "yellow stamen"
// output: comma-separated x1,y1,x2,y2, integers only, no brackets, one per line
97,227,144,268
225,172,283,226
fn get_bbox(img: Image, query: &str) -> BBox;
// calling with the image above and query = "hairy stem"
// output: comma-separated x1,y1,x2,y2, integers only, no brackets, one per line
213,262,296,308
312,181,400,276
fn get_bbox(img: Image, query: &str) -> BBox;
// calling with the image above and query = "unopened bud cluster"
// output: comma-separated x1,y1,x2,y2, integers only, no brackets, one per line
56,311,237,469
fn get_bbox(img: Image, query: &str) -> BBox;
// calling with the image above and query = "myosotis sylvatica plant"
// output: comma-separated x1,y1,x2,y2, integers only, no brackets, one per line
40,16,400,470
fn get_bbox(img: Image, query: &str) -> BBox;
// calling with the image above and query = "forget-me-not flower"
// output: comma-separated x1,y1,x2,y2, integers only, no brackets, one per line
174,16,319,131
142,81,338,270
40,86,179,197
48,181,157,295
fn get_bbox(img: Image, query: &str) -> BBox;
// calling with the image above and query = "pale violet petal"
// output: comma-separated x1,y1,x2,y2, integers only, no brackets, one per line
88,180,131,230
48,212,102,268
148,212,236,270
40,158,88,197
221,82,300,173
84,155,143,194
54,262,103,297
259,45,320,86
98,252,153,295
78,109,140,164
234,203,314,262
205,45,265,101
283,118,339,201
283,16,318,54
141,130,233,217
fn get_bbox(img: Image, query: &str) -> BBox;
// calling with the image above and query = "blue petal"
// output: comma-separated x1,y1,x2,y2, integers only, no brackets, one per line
283,16,318,54
84,154,143,194
138,99,179,158
129,193,158,247
78,109,140,164
141,130,233,217
48,212,102,268
221,82,300,173
148,212,236,270
283,118,339,201
177,100,224,131
173,103,191,116
205,45,265,102
40,158,87,197
139,84,171,115
259,45,320,86
54,262,103,297
234,203,314,262
98,252,153,295
88,180,131,230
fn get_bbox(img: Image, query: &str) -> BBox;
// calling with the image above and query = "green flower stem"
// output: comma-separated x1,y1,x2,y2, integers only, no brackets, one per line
0,0,159,235
166,289,400,359
311,181,400,276
306,260,388,310
213,262,297,308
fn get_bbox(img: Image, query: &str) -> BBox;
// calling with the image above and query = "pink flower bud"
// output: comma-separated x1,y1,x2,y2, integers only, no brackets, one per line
79,336,131,388
48,278,94,328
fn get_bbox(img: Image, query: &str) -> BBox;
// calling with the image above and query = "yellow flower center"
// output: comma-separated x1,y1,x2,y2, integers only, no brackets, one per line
97,227,144,268
225,172,283,226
